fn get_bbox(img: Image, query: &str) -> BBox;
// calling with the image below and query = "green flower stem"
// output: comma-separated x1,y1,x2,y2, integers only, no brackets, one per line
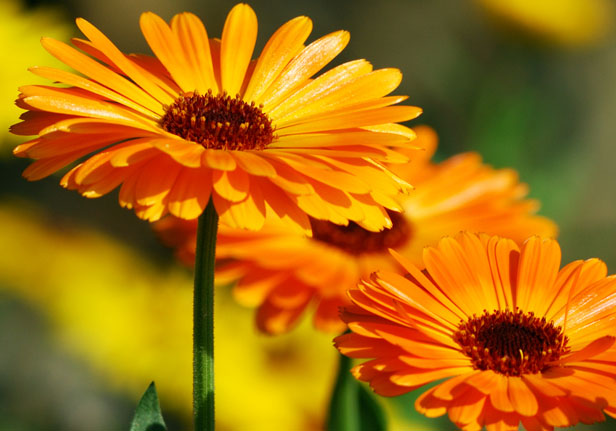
327,352,360,431
193,198,219,431
327,348,387,431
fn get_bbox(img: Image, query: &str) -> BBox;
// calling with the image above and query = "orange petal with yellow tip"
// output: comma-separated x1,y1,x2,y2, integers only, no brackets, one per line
79,167,135,198
21,92,152,128
215,185,266,231
507,376,538,416
243,16,312,102
516,236,561,313
267,59,373,120
40,37,163,114
488,375,515,413
109,141,162,167
212,168,250,203
229,151,276,177
277,105,421,135
447,388,487,429
275,68,403,124
376,269,461,328
30,66,160,120
75,18,175,106
23,149,91,181
167,168,212,219
390,366,472,388
415,386,449,418
271,128,410,149
140,12,196,93
150,138,204,168
220,4,257,96
170,12,218,93
259,30,350,108
11,111,72,137
134,156,182,206
558,335,615,364
200,149,236,171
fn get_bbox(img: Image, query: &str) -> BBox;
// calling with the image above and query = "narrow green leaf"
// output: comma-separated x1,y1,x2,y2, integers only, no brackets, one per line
327,353,387,431
129,382,167,431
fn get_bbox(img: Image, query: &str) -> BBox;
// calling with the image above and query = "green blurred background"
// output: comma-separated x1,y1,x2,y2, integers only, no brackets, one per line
1,0,616,429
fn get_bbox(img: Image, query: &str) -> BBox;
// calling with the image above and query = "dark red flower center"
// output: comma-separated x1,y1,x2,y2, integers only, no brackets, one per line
454,309,569,376
309,211,412,255
160,90,275,150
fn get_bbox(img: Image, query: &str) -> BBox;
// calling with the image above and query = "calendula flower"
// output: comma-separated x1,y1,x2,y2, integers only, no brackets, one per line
155,126,556,334
0,0,70,149
11,3,420,232
476,0,613,47
335,232,616,431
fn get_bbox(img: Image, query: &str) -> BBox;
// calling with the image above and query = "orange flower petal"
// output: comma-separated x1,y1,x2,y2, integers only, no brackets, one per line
260,30,350,108
220,4,257,96
140,12,196,93
212,168,250,203
40,37,162,114
75,18,175,105
507,376,538,416
267,59,373,120
516,236,561,313
167,168,212,219
170,12,218,93
243,16,312,102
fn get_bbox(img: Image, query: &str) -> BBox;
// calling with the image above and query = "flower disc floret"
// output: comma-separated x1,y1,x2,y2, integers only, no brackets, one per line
310,210,412,255
454,308,568,376
160,90,274,151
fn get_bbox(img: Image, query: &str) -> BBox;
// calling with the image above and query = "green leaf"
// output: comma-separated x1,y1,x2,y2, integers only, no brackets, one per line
327,353,387,431
129,382,167,431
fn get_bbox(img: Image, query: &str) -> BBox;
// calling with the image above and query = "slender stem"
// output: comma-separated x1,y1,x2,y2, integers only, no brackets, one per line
193,198,218,431
327,352,360,431
327,341,386,431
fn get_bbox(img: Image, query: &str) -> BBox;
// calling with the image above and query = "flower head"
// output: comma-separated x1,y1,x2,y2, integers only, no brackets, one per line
12,3,420,232
155,127,556,334
335,232,616,431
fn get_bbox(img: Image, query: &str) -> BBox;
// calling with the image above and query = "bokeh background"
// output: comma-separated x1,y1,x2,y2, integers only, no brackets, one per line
1,0,616,429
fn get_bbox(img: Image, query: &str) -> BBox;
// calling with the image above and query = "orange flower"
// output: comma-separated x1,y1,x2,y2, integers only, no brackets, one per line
12,4,420,232
155,127,557,334
335,232,616,431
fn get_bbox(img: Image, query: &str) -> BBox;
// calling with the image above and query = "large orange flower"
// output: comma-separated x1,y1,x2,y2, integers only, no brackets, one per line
11,4,420,232
155,127,557,334
335,232,616,431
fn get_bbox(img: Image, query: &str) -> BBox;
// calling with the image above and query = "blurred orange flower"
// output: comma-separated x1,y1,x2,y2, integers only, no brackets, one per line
12,3,420,232
335,232,616,431
155,127,556,334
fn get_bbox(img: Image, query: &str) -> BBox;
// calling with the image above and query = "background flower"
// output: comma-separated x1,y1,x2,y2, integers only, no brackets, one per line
156,125,556,334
